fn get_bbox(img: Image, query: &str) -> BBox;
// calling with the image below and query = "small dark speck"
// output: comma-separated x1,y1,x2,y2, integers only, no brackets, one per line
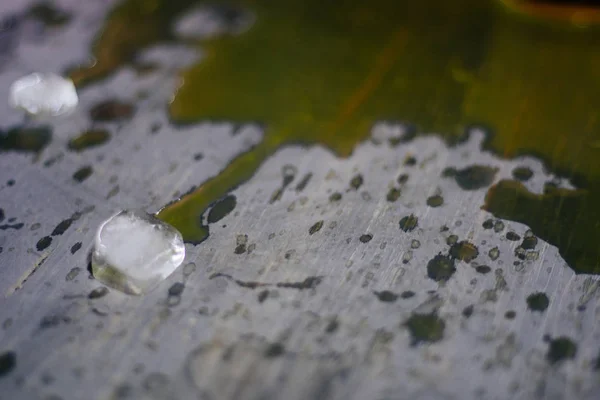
374,290,398,302
309,220,324,235
506,231,520,241
264,343,285,358
329,192,342,202
65,267,80,281
168,282,185,297
234,244,246,254
73,166,93,183
426,195,444,208
527,292,549,312
88,287,109,299
36,236,52,251
0,351,16,377
349,174,363,190
482,219,494,229
325,319,339,333
404,156,417,166
521,236,538,250
193,153,203,161
257,290,269,303
386,187,401,202
397,174,409,184
70,242,82,254
546,337,577,364
475,265,491,274
399,214,418,232
462,305,474,318
359,234,373,243
6,179,14,186
400,290,415,299
505,310,516,319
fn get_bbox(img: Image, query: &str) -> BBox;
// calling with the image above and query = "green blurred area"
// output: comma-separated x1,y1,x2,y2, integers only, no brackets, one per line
72,0,600,273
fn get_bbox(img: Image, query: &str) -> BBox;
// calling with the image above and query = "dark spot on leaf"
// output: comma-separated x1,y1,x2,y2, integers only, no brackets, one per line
65,267,80,281
257,290,269,303
521,236,538,250
0,351,16,378
193,153,203,161
404,313,445,345
400,290,415,299
441,167,457,178
295,173,312,192
449,241,479,262
349,174,363,190
397,174,409,184
207,195,236,224
0,126,51,153
546,337,577,364
386,187,401,202
427,254,456,282
68,129,110,152
399,214,418,232
325,318,339,333
359,234,373,243
39,315,70,329
264,343,285,358
234,244,246,254
329,192,342,202
168,282,185,297
73,166,93,183
454,165,497,190
374,290,398,302
512,166,533,182
90,100,135,122
309,220,324,235
404,156,417,166
36,236,52,251
70,242,82,254
462,305,474,318
505,310,516,319
475,265,491,274
27,1,72,26
51,218,74,236
527,292,549,312
506,231,521,241
277,276,322,290
426,195,444,207
482,219,494,229
88,287,109,299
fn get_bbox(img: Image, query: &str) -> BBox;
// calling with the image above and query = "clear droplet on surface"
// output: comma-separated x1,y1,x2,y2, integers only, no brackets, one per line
8,73,78,117
92,210,185,295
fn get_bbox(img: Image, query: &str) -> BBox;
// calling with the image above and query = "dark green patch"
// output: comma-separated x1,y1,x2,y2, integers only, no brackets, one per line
0,126,52,153
427,254,456,282
526,292,549,312
449,241,479,262
397,174,409,185
386,187,401,202
404,156,417,166
350,174,364,190
399,214,418,232
512,166,533,182
484,180,600,274
309,220,324,235
404,313,445,345
475,265,491,274
73,166,93,183
546,337,577,364
0,351,16,378
207,195,237,224
426,195,444,207
67,130,110,152
482,219,494,229
89,100,135,122
329,192,342,202
441,167,457,178
506,231,521,241
88,287,109,299
36,236,52,251
374,290,398,302
446,234,458,246
454,165,497,190
521,235,538,250
27,1,71,26
359,234,373,243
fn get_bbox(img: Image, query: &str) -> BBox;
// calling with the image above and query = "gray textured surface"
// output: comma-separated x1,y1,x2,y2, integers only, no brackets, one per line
1,1,600,399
